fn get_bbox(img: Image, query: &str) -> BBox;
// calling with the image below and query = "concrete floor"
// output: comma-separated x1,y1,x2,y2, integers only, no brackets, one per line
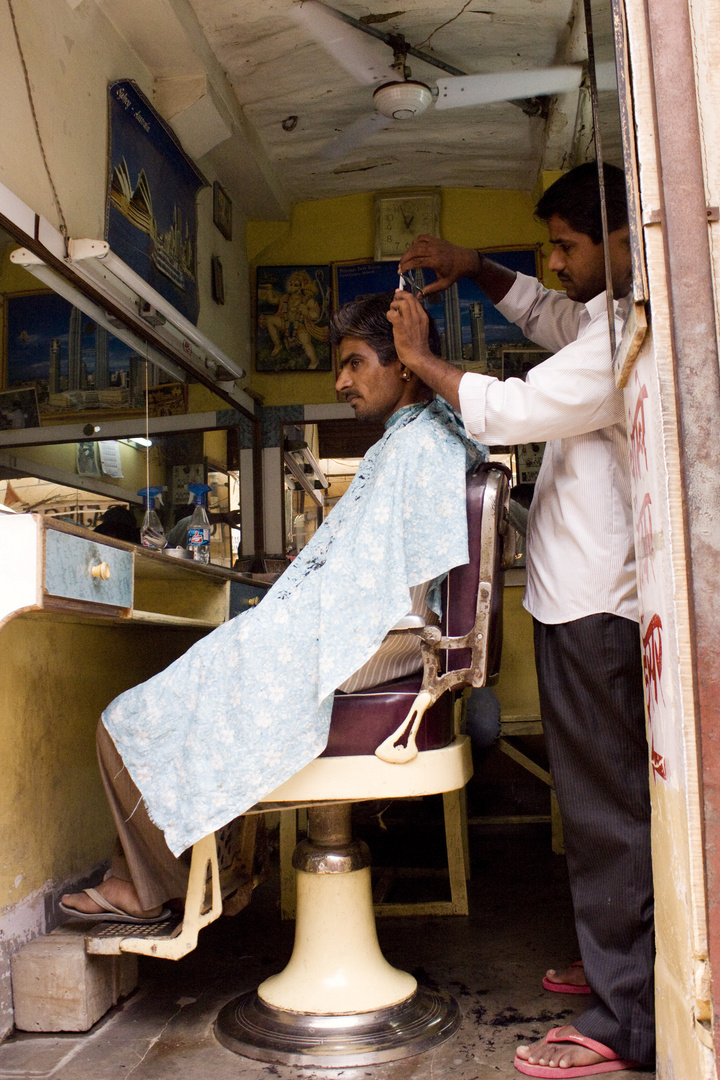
0,806,655,1080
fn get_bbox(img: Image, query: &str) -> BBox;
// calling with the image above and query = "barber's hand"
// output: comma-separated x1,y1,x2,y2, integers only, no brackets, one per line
399,236,480,297
386,290,435,369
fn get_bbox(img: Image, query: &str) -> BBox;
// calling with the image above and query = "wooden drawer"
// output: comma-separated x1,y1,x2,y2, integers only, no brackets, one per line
44,530,133,609
229,580,269,618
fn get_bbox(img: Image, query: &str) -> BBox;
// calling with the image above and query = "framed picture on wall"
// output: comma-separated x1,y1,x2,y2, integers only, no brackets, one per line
255,265,332,373
211,255,225,304
213,182,233,241
106,80,207,325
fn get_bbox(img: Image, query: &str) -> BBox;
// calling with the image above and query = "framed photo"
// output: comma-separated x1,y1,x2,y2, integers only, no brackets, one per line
213,181,233,241
76,440,101,476
374,188,441,261
255,266,331,373
106,81,206,324
0,386,40,431
211,255,225,305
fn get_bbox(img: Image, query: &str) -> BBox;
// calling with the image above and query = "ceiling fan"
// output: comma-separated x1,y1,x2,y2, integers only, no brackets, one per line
290,0,615,160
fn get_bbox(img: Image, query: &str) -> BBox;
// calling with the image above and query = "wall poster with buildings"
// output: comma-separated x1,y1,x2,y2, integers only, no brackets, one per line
106,80,207,325
3,290,186,424
333,246,541,374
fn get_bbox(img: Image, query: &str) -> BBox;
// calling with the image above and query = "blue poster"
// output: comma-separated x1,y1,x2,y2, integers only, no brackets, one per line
5,292,185,422
333,248,540,367
106,81,206,324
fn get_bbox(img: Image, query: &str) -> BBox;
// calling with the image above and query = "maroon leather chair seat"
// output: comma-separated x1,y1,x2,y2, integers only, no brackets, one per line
321,674,453,757
322,466,505,758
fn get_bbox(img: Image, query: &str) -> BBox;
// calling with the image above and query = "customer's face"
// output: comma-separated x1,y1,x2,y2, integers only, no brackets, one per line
335,336,410,424
546,214,632,302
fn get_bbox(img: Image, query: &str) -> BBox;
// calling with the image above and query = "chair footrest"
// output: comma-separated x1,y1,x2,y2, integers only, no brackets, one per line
85,916,183,956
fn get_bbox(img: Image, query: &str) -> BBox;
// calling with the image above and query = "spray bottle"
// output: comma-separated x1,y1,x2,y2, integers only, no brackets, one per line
138,487,167,550
186,482,212,564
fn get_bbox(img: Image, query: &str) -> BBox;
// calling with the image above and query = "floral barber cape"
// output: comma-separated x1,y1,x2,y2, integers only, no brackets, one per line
103,399,487,855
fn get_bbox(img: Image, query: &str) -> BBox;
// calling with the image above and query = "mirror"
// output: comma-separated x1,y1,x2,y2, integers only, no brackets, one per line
0,220,248,563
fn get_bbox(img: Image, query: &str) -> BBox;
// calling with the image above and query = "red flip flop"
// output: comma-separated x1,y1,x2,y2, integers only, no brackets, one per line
514,1027,641,1077
542,959,591,995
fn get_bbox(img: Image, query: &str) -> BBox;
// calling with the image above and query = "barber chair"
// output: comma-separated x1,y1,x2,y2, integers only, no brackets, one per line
86,463,511,1068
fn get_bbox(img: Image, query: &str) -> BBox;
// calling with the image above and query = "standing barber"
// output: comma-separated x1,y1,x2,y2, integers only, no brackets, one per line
393,162,653,1077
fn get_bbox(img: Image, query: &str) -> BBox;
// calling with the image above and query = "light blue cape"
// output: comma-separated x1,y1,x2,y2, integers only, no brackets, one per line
103,400,485,854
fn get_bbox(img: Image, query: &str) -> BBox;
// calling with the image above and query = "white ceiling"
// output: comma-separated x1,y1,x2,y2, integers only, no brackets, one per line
99,0,621,218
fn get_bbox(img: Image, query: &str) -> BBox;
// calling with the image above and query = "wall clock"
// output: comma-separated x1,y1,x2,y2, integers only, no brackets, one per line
374,189,441,261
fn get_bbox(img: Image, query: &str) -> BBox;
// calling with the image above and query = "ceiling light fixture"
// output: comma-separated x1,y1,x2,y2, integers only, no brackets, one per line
372,80,433,120
66,240,246,381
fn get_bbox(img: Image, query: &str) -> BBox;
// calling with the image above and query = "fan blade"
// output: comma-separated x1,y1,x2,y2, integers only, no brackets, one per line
320,111,393,161
435,66,582,110
290,0,393,86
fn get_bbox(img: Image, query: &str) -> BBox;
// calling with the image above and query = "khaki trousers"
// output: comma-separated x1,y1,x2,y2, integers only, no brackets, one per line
96,721,191,909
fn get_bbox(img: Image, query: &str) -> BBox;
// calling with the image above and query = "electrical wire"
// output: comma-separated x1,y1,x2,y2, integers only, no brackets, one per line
414,0,475,52
144,352,151,500
7,0,69,238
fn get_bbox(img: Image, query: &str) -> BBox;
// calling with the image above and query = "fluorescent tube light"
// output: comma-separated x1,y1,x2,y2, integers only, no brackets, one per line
67,239,246,380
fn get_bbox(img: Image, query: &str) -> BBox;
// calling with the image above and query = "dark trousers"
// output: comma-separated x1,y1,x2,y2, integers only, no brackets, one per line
533,613,655,1065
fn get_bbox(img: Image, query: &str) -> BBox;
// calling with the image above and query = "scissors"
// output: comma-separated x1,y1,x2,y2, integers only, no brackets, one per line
397,269,424,298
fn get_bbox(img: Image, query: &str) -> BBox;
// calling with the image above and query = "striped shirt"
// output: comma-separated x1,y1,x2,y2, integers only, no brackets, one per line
338,583,437,692
458,273,637,626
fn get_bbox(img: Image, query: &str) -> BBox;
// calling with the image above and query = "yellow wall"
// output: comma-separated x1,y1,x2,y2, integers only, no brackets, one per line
0,614,205,906
15,440,165,497
247,187,553,406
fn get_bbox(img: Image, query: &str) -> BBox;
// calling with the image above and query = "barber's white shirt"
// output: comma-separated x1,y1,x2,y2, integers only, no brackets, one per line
458,272,637,626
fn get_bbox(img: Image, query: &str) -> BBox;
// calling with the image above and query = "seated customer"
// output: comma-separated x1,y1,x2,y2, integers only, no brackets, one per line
62,294,486,922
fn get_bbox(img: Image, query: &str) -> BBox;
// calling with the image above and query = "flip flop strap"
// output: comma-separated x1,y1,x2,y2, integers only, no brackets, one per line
545,1028,619,1061
84,887,131,918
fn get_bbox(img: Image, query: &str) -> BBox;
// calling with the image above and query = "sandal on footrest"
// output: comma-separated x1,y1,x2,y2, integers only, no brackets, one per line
59,888,171,925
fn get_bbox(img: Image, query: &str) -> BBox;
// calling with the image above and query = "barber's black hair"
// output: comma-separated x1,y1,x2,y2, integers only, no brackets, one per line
535,162,628,245
330,292,442,365
94,505,141,544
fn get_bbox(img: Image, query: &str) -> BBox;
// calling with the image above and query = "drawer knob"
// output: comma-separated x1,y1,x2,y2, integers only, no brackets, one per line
247,596,260,606
90,561,111,581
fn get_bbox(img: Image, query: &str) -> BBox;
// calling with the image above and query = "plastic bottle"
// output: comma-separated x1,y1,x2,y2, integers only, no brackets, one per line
138,487,167,550
186,482,212,564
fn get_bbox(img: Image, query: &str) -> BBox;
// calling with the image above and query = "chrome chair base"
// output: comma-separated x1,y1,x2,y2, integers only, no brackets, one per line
214,984,460,1067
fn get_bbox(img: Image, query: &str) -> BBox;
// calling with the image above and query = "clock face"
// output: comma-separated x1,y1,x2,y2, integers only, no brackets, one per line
375,193,440,260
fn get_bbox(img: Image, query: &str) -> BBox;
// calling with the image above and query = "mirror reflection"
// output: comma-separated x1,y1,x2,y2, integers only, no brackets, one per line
0,223,245,567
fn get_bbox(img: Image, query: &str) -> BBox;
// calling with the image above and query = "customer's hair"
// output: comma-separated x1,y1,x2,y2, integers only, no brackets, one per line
330,292,442,366
535,162,628,245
